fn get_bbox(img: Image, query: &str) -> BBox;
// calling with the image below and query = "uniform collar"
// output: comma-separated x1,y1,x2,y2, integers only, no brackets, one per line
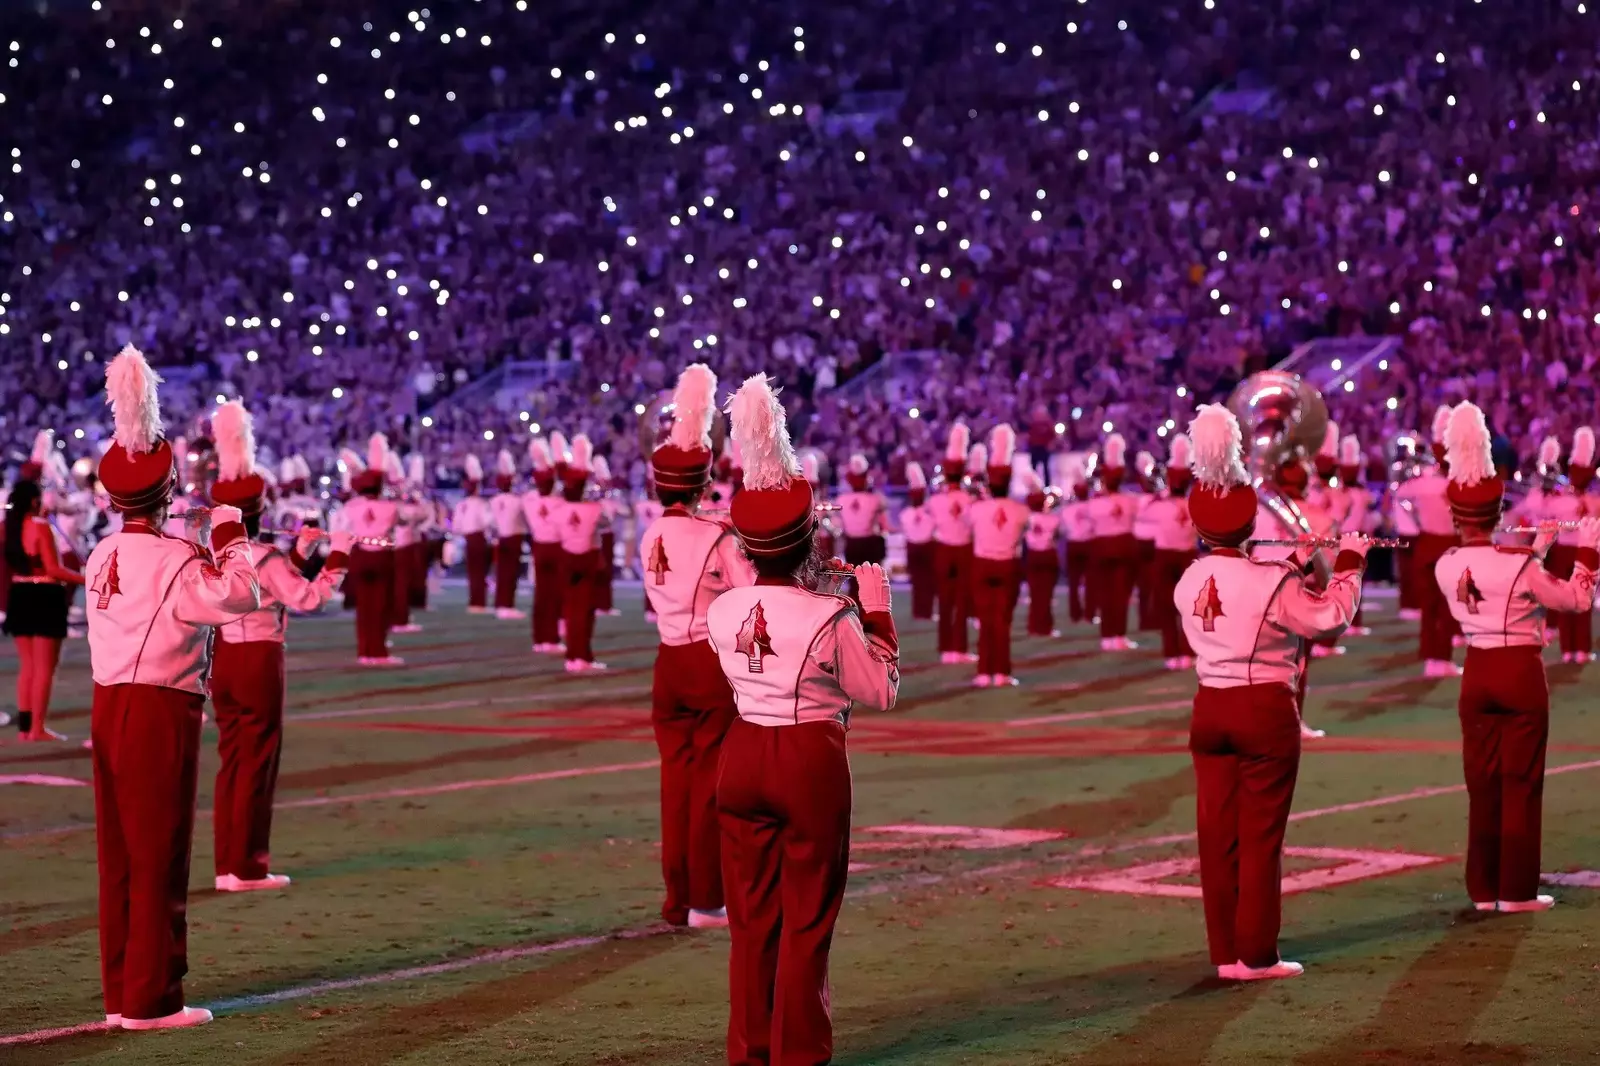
1210,546,1247,558
122,520,161,536
755,576,801,587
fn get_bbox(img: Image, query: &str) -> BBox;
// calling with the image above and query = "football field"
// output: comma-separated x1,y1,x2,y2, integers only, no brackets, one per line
3,585,1598,1064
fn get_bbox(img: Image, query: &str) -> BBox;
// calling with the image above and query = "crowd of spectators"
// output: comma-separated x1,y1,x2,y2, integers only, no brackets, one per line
3,0,1599,495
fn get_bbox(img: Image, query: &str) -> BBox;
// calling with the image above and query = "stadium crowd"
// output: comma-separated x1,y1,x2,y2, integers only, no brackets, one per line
2,0,1598,491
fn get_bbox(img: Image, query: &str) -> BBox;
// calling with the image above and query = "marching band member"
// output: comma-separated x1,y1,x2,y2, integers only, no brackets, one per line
550,431,571,482
1087,434,1139,651
1022,473,1062,638
640,364,754,929
802,454,837,560
1174,404,1367,982
837,454,888,566
969,425,1030,686
524,438,566,651
1396,406,1461,677
593,455,620,616
1531,431,1592,663
1132,450,1159,633
490,450,527,619
636,480,665,622
558,435,605,672
1143,433,1197,669
1569,427,1598,661
1337,435,1374,635
1433,402,1600,913
333,449,362,610
207,402,350,893
346,435,404,666
929,425,976,663
1060,457,1096,626
392,455,429,628
709,372,900,1066
88,345,261,1030
899,462,936,620
452,455,494,613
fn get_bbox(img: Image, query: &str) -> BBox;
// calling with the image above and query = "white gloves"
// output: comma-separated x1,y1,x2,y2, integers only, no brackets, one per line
853,562,892,615
1533,519,1560,558
1580,516,1600,553
210,505,243,527
1338,532,1371,560
329,531,355,555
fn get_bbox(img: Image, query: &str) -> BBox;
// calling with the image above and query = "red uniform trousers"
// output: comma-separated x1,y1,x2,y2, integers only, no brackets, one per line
652,641,737,925
1136,539,1157,631
1414,533,1459,660
1152,548,1197,658
1024,549,1060,635
718,718,852,1066
1190,682,1300,969
348,546,395,658
933,542,973,654
1065,540,1092,623
905,540,935,620
1543,545,1593,657
464,532,492,608
597,531,616,612
1396,544,1419,611
493,533,524,609
91,683,205,1021
407,541,431,610
1458,646,1550,904
1092,534,1137,638
390,543,416,627
971,556,1019,675
531,540,565,646
211,640,286,881
842,535,886,567
561,548,600,662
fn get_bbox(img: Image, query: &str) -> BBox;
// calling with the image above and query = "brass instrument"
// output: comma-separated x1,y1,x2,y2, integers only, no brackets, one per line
1254,537,1410,548
636,387,728,458
1227,369,1328,538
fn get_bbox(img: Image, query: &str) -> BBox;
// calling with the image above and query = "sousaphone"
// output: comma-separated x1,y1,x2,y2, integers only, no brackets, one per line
1226,369,1329,537
635,388,728,459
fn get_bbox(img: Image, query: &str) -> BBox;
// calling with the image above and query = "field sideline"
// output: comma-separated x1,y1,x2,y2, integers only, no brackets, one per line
2,584,1598,1065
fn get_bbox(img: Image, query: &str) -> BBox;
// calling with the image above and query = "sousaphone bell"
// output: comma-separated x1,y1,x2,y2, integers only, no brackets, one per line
1226,369,1329,537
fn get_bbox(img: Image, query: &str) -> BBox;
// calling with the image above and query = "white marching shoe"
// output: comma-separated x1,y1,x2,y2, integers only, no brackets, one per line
990,674,1020,687
495,608,525,620
971,674,993,688
1222,960,1303,982
564,660,609,673
215,873,291,892
1310,644,1345,658
1423,659,1463,678
1473,901,1498,912
688,907,730,929
1398,608,1422,621
121,1006,213,1031
1498,895,1555,913
1300,721,1326,739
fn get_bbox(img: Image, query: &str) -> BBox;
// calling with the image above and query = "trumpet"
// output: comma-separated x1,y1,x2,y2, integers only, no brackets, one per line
1252,537,1410,548
1500,521,1582,534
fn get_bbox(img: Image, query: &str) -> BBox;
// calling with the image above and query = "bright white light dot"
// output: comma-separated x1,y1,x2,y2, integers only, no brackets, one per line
102,94,113,104
925,298,935,308
1031,210,1042,221
1077,149,1088,161
1220,304,1231,315
1308,158,1319,169
1148,151,1159,163
1038,109,1050,122
1338,260,1349,273
995,42,1006,53
1218,251,1228,262
1259,226,1270,238
118,291,128,302
1351,48,1361,59
1033,45,1043,55
856,151,866,162
1227,170,1236,182
1378,169,1391,182
332,387,344,398
636,33,646,43
1386,397,1398,410
1373,104,1384,116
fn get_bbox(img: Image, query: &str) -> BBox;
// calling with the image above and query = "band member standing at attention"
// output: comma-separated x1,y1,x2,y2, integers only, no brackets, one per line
1434,403,1600,913
388,455,427,634
593,455,621,616
1022,473,1062,638
558,435,605,672
640,364,755,929
1337,435,1374,635
346,435,404,666
452,454,494,613
1087,434,1139,651
929,425,976,663
1531,430,1592,663
1144,433,1197,670
837,454,888,566
524,438,567,651
1059,457,1096,626
88,345,261,1031
1174,404,1367,982
1132,451,1159,634
490,450,527,620
1397,405,1462,677
968,425,1030,686
709,372,900,1066
899,462,936,621
208,401,351,893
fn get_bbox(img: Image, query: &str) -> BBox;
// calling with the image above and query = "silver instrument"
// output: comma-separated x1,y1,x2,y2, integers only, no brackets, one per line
1227,369,1329,538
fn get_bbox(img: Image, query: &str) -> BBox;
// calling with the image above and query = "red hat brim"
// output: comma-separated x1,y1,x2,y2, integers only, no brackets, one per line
652,444,713,492
1448,478,1504,523
211,473,266,515
731,480,815,556
1190,484,1258,544
99,440,177,511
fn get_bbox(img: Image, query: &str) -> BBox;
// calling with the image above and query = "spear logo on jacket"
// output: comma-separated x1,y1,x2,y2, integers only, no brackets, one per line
647,538,671,585
735,602,776,673
91,550,122,610
1193,575,1223,632
1456,569,1484,614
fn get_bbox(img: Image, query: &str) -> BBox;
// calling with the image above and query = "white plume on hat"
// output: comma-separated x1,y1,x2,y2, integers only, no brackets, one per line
212,400,256,481
407,453,426,486
1340,434,1361,466
1135,450,1155,477
988,424,1016,468
1168,433,1192,469
728,373,800,492
967,443,988,475
1444,402,1495,487
847,453,869,476
526,439,550,470
801,453,821,483
669,364,718,451
106,344,164,455
278,456,298,484
593,455,611,482
906,461,927,491
294,455,312,482
569,433,593,474
464,454,484,482
1021,469,1045,495
1320,421,1340,458
549,431,569,463
945,423,970,464
1431,404,1453,444
1538,436,1561,470
338,447,363,492
1104,432,1126,469
1573,427,1596,467
368,433,390,475
1189,404,1247,490
30,429,54,468
384,450,405,485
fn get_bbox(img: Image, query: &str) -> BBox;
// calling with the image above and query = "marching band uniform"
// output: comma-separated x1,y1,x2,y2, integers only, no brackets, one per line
389,457,426,633
558,436,605,671
1086,435,1139,650
208,402,350,892
490,452,527,618
1060,461,1095,625
1144,435,1196,668
1432,403,1599,912
88,345,261,1030
710,373,900,1066
345,437,404,666
523,440,567,650
594,456,620,615
1132,452,1159,633
636,485,665,620
1531,431,1594,663
802,455,836,562
1174,404,1366,981
929,426,976,662
1022,477,1062,637
452,455,493,612
1336,436,1373,634
641,365,755,928
899,463,936,620
1396,408,1461,676
968,425,1030,685
837,454,888,566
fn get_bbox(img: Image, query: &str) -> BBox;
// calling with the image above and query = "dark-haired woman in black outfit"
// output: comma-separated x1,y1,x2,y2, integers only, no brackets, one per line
5,481,84,741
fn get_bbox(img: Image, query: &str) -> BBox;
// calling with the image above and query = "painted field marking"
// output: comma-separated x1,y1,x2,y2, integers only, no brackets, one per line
0,774,88,787
1047,847,1449,899
1005,678,1391,728
1542,870,1600,889
287,685,652,723
854,825,1068,852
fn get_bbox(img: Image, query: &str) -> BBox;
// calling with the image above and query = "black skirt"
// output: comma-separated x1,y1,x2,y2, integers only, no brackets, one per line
3,581,69,639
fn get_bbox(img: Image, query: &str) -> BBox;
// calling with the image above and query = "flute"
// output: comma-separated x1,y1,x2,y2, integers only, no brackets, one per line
1499,521,1581,534
1252,537,1410,548
698,503,843,517
178,509,394,549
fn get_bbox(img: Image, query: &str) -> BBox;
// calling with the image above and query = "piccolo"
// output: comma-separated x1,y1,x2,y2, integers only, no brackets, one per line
1499,521,1581,533
265,528,395,549
1252,537,1410,548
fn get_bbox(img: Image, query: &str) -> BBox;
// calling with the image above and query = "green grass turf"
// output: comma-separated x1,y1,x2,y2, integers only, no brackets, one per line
2,585,1598,1064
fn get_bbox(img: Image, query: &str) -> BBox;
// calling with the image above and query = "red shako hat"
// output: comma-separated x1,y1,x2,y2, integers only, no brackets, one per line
1337,434,1363,483
1102,432,1126,490
208,400,266,516
526,438,554,492
563,433,593,493
1166,432,1193,494
728,373,814,556
1430,404,1452,467
352,434,388,495
1314,422,1339,479
97,345,178,512
1275,460,1309,500
652,363,719,493
1571,427,1596,491
463,453,484,491
1023,470,1047,511
988,424,1016,485
845,452,870,492
941,424,969,484
1186,404,1257,546
906,461,927,503
1444,402,1503,524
